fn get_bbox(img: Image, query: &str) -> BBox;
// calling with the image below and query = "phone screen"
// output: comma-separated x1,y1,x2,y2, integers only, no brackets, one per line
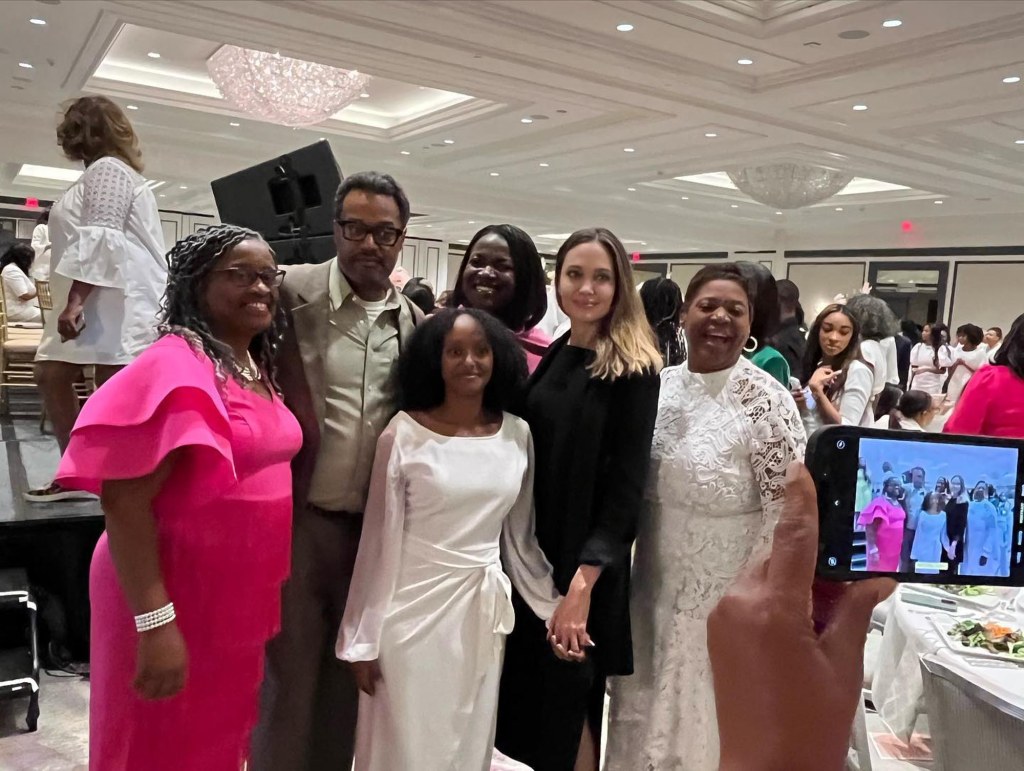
811,427,1024,585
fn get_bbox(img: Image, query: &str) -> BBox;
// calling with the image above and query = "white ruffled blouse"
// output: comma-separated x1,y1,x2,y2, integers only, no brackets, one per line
35,156,168,366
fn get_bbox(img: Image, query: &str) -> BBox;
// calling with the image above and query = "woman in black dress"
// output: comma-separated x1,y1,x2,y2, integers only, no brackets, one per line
944,474,970,574
495,228,662,771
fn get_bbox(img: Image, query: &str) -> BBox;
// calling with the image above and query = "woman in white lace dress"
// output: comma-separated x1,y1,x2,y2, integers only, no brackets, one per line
29,96,167,502
606,263,806,771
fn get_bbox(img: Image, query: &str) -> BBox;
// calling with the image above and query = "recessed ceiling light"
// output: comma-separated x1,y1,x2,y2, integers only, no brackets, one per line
623,147,635,152
29,18,46,25
539,162,549,167
179,185,188,190
229,121,240,127
1016,139,1024,144
468,221,476,224
521,118,533,124
627,187,636,191
126,104,139,110
680,196,689,200
852,104,868,111
18,62,33,69
425,224,432,228
359,92,370,98
1003,76,1021,84
775,211,783,215
400,150,411,155
704,132,718,138
489,172,500,176
444,139,455,144
730,204,739,208
835,207,844,211
882,19,903,28
737,58,754,65
147,51,161,59
159,194,165,198
934,199,944,204
616,23,634,32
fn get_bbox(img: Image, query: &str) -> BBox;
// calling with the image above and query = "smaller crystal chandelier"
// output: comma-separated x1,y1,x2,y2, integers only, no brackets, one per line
727,163,853,209
207,45,371,128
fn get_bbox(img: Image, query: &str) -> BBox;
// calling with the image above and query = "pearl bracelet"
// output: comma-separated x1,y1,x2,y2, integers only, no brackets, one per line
135,602,176,633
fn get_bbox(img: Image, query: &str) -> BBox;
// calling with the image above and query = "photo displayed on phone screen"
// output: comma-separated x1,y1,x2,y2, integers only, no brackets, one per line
853,437,1018,578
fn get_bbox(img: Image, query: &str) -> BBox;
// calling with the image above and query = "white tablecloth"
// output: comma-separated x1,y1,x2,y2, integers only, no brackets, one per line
871,587,1024,740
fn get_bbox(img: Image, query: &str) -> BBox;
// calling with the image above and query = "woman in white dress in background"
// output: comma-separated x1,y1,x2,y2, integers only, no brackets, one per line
606,263,806,771
909,322,954,396
29,95,167,502
962,482,1001,577
337,308,563,771
1,244,42,323
30,208,51,281
945,324,987,404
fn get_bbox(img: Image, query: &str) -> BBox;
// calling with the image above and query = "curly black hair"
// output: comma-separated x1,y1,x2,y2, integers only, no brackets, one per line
398,308,527,414
159,224,286,389
448,224,547,332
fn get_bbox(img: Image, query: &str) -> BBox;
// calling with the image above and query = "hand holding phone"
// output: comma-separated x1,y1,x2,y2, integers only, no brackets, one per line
57,305,86,342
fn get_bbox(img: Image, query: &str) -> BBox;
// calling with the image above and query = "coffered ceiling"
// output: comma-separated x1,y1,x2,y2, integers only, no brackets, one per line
2,0,1024,253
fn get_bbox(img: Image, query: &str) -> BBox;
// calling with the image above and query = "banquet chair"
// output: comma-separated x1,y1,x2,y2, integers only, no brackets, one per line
0,288,44,421
920,655,1024,770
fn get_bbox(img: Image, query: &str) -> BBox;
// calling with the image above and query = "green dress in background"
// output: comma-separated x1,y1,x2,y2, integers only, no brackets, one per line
747,345,791,386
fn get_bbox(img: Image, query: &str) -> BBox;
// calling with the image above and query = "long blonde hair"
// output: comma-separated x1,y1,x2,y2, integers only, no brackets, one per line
555,228,662,380
57,96,143,172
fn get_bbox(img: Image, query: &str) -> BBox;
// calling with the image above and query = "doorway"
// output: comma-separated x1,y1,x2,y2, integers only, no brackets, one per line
867,261,949,326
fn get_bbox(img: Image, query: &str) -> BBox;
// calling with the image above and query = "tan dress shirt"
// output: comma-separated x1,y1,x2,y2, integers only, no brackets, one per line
306,266,402,512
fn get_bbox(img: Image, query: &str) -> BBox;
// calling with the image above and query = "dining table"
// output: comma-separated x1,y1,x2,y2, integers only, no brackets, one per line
871,584,1024,741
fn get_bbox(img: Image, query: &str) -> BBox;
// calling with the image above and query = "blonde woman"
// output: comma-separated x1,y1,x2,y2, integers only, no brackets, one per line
29,95,167,502
496,228,662,771
606,263,806,771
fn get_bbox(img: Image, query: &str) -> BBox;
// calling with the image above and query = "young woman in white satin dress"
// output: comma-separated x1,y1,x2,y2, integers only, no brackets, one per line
337,308,564,771
606,263,806,771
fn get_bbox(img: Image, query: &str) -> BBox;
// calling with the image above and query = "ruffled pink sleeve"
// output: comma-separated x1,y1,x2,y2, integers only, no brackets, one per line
56,335,234,498
857,500,886,529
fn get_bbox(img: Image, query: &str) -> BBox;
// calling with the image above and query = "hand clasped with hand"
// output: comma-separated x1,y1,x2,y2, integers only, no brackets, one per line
547,569,598,663
709,463,896,771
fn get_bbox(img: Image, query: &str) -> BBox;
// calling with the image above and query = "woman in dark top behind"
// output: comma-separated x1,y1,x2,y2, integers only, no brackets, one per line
944,474,970,575
496,227,662,771
639,276,685,366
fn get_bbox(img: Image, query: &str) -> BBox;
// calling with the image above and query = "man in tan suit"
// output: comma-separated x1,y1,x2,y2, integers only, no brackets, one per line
252,171,421,770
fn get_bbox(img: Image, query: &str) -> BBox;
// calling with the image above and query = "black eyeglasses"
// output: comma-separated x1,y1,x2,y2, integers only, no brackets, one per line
335,219,405,247
212,267,286,288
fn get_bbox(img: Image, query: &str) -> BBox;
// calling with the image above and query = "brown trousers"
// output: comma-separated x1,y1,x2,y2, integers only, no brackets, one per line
251,507,363,771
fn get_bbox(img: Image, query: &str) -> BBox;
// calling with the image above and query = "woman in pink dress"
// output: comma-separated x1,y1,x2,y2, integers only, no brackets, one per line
447,224,551,372
56,224,301,770
857,477,907,571
945,312,1024,439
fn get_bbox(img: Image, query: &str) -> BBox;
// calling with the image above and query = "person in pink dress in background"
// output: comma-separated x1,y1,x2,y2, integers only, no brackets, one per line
857,477,907,571
56,225,302,770
945,312,1024,440
447,224,551,372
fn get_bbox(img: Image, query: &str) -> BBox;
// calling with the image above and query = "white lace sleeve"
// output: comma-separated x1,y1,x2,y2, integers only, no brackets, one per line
336,422,405,662
82,159,135,230
732,371,807,542
54,158,137,289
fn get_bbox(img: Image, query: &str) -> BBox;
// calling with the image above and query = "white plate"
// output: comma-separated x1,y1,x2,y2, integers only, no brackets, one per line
916,584,1005,611
929,615,1024,665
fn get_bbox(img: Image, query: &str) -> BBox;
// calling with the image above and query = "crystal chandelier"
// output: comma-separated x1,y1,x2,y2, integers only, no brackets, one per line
207,45,371,128
727,163,853,209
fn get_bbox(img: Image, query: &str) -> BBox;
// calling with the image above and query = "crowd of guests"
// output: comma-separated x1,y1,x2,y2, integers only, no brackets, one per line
13,93,1024,771
855,463,1013,578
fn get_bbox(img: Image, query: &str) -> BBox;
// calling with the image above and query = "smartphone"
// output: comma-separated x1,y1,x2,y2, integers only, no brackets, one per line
808,425,1024,586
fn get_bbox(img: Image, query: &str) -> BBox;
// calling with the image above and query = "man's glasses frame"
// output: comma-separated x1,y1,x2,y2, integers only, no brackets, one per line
335,219,405,247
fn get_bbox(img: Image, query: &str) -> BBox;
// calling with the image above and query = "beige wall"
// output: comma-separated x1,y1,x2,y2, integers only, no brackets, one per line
949,262,1024,334
786,262,866,321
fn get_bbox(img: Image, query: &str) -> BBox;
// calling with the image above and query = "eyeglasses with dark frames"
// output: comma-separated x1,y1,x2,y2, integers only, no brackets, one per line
211,267,286,288
335,219,405,247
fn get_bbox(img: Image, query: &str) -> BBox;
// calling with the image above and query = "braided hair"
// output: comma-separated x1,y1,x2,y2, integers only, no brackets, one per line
159,224,286,390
